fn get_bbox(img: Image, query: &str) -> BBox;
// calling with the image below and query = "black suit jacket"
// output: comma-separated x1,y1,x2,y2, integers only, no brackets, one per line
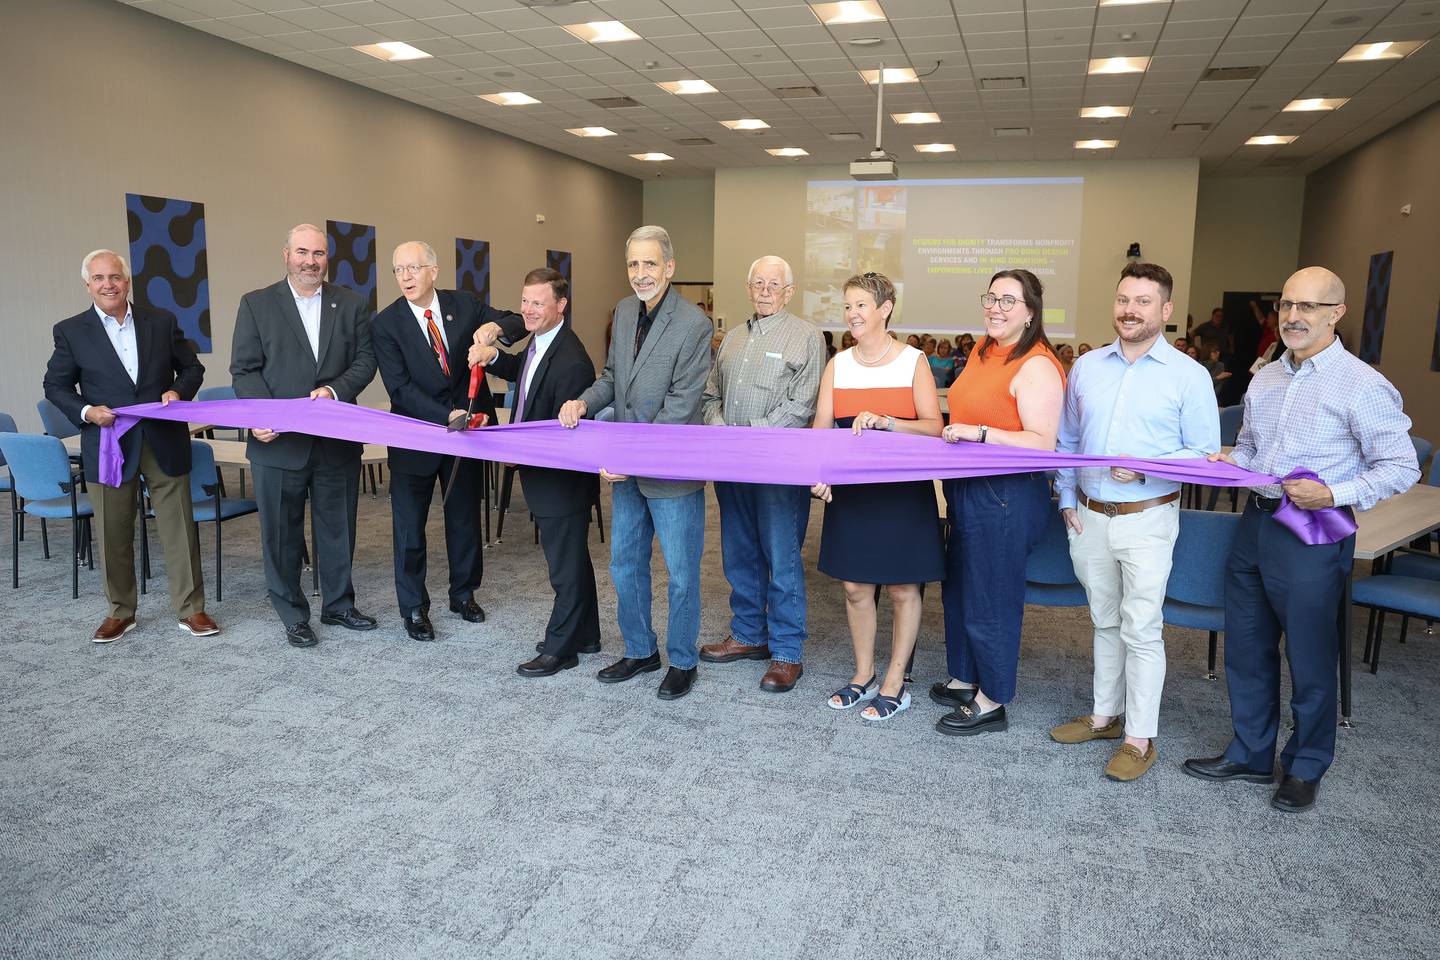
372,290,525,476
229,279,377,470
43,304,204,483
489,326,599,518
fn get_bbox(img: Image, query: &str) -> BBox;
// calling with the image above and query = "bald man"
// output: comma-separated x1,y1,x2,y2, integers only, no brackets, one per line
371,241,523,642
699,255,825,693
1184,266,1419,812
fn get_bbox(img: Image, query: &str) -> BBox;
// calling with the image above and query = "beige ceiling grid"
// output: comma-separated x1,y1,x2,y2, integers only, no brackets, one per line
122,0,1440,178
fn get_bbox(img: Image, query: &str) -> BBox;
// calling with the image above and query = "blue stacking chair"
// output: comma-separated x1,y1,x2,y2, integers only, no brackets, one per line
1024,508,1089,607
0,432,94,598
1411,435,1432,478
196,385,249,497
1163,509,1242,679
1351,576,1440,674
0,413,20,542
188,440,257,602
1204,405,1246,511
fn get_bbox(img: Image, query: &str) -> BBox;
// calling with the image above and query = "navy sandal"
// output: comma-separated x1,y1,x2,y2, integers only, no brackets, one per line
828,675,878,710
862,687,912,721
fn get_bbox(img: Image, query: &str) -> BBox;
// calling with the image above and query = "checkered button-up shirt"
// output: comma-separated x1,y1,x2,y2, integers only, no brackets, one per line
1232,338,1418,509
702,308,825,428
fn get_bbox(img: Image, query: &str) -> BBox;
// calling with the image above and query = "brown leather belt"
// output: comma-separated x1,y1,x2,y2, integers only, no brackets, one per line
1078,490,1180,518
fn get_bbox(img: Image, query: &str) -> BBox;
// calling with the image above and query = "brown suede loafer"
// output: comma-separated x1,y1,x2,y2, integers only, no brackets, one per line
1105,742,1157,782
93,617,137,643
699,635,771,663
178,612,221,637
1050,716,1125,744
759,661,803,693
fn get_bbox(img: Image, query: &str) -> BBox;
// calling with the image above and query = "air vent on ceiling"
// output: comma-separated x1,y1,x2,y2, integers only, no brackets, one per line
674,137,714,146
979,76,1027,91
992,126,1031,137
828,131,864,141
1200,66,1265,82
774,85,823,99
1171,122,1212,132
589,96,642,109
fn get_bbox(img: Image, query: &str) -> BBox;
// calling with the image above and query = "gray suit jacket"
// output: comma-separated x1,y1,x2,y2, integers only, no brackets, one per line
229,279,378,470
578,288,712,498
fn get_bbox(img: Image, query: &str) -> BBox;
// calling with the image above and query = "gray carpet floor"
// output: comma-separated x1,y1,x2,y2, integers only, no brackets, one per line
2,470,1438,960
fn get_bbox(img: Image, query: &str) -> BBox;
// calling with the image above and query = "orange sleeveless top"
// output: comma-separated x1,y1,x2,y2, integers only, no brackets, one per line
947,339,1064,431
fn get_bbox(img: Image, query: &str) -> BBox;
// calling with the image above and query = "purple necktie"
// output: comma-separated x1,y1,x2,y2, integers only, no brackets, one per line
512,340,537,422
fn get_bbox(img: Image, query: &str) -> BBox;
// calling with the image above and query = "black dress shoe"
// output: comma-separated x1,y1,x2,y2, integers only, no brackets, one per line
286,622,318,648
929,681,978,708
657,666,697,700
404,612,435,642
596,653,662,684
449,598,486,623
1271,775,1318,812
936,703,1007,736
1182,755,1275,784
537,638,602,654
517,653,580,677
319,608,378,631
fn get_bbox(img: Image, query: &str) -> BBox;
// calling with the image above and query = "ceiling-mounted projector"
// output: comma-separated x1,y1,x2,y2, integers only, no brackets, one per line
851,151,898,180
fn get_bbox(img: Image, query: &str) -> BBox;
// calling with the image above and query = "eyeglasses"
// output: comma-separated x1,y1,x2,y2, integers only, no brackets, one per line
748,279,791,293
392,263,435,276
980,293,1025,311
1276,300,1340,315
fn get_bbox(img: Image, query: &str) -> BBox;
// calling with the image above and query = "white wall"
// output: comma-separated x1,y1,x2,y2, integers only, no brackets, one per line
1189,176,1305,327
641,178,716,283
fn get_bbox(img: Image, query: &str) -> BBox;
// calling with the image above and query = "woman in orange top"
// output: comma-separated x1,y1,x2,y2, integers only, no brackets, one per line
931,269,1065,736
811,273,944,721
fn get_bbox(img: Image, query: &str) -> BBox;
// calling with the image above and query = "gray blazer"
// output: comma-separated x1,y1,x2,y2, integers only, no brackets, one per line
578,288,712,498
230,279,378,470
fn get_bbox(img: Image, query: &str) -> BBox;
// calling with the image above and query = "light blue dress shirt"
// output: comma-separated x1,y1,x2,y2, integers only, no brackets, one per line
1055,337,1221,510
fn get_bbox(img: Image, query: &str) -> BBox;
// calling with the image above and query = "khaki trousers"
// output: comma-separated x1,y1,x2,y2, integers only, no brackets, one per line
89,440,205,620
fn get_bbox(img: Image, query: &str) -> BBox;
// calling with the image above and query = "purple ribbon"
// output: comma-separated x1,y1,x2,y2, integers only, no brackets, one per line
1273,468,1358,545
95,398,1356,545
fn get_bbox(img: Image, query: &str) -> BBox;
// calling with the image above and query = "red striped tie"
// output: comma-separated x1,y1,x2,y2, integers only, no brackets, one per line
424,309,450,377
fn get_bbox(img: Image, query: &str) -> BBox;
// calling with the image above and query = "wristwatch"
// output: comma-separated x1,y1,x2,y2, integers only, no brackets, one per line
978,424,989,444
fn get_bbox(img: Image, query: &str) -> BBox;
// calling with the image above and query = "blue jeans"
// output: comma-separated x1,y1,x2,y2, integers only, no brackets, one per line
715,481,811,664
609,480,705,669
941,472,1050,704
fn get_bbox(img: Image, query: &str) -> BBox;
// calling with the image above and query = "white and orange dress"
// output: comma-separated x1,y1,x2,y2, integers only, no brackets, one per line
817,345,945,585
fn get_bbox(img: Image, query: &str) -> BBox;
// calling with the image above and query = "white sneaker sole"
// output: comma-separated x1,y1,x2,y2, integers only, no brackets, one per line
177,621,220,637
92,621,138,644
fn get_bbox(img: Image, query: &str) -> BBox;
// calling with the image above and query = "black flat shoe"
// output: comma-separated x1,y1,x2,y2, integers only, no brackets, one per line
537,638,601,654
936,703,1007,736
929,681,978,708
597,654,662,683
1182,755,1275,784
517,653,579,677
286,622,318,648
449,598,486,623
320,608,378,631
404,612,435,642
657,666,697,700
1271,775,1318,812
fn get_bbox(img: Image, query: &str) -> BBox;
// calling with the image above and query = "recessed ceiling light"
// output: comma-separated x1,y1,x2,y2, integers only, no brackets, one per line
1337,40,1428,62
630,152,673,161
848,37,884,48
1075,139,1118,149
353,41,432,62
892,112,940,124
1080,105,1132,118
478,92,540,106
563,21,641,44
914,143,956,153
658,79,718,95
1283,97,1349,112
566,126,617,137
810,2,886,26
767,147,810,157
720,119,770,130
1088,57,1150,75
860,68,918,84
1246,135,1297,145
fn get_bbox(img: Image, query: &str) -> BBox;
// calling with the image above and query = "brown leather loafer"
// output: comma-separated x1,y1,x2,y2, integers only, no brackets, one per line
93,617,137,643
699,635,771,663
1050,715,1125,744
1105,742,1157,782
760,660,803,693
178,612,221,637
